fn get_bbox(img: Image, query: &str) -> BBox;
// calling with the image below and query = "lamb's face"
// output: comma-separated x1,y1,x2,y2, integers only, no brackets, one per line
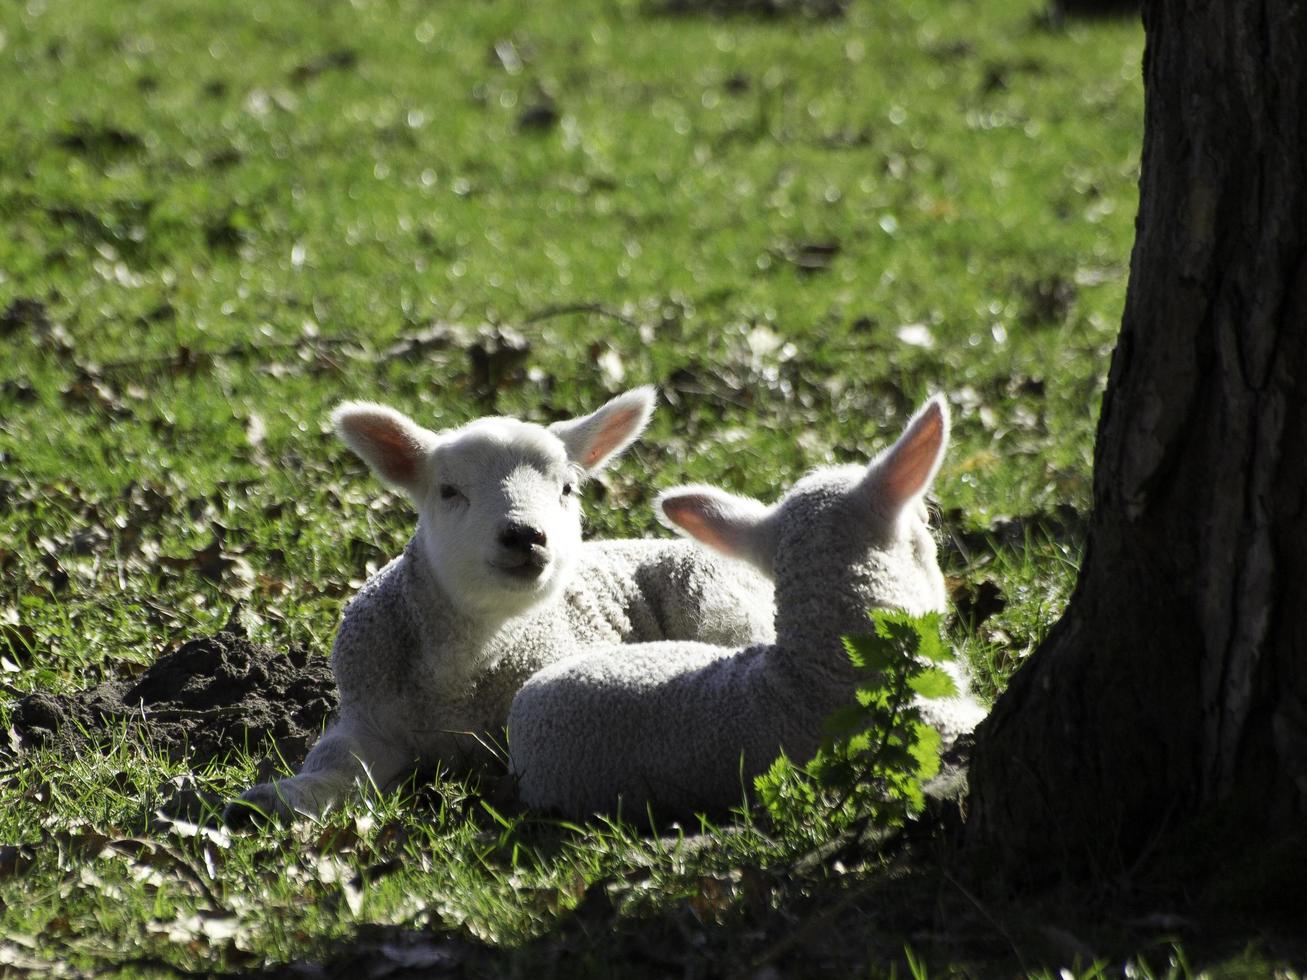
417,419,583,619
332,386,656,627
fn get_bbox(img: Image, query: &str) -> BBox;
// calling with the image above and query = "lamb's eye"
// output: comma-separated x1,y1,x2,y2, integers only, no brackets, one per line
439,484,464,501
561,482,576,498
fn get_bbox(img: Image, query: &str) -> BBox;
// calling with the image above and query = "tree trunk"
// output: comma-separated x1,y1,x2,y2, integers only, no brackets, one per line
965,0,1307,885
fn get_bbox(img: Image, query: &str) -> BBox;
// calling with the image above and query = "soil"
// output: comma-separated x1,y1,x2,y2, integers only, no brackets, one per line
8,630,337,770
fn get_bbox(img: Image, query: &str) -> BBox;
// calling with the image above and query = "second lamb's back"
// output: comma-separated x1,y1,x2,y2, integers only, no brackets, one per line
509,397,985,818
563,538,776,648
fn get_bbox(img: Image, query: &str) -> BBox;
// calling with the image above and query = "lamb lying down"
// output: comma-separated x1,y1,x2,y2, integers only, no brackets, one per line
508,397,985,819
230,387,772,822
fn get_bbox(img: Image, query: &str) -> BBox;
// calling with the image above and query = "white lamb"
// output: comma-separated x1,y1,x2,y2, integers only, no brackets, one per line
508,396,986,819
228,387,773,822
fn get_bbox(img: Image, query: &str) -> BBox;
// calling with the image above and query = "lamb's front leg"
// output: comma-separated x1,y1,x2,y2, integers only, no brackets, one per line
226,713,414,823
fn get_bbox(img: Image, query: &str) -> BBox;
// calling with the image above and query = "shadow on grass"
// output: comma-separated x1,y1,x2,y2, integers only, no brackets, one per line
240,812,1307,979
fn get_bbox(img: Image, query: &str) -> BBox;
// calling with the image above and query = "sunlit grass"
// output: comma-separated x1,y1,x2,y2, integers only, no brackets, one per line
0,0,1161,972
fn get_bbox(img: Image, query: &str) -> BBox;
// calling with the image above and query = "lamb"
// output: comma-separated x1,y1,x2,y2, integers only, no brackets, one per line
228,386,773,822
508,396,986,819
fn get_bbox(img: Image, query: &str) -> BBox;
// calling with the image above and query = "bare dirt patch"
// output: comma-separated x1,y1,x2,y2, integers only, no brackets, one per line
8,630,336,770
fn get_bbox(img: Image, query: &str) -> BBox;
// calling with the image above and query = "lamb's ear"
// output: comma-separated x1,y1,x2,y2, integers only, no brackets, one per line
857,396,949,518
656,485,778,574
332,401,437,495
549,386,656,473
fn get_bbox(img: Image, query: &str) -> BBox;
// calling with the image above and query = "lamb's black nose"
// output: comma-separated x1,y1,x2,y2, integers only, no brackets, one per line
499,522,547,552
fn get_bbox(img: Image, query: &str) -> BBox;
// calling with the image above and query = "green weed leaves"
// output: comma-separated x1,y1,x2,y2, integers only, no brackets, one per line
755,611,954,836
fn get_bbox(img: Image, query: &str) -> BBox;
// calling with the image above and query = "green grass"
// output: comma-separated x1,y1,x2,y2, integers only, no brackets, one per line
0,0,1227,973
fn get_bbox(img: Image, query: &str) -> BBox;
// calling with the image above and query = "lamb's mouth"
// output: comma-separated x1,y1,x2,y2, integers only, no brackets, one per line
489,557,549,583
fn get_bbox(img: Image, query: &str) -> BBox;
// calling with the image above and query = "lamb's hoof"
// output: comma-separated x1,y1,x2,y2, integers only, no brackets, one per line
223,783,297,829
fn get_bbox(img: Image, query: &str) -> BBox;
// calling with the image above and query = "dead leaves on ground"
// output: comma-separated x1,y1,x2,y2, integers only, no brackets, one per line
0,808,434,972
0,471,263,604
279,860,778,980
3,296,1059,465
161,530,256,597
2,303,554,408
0,819,240,959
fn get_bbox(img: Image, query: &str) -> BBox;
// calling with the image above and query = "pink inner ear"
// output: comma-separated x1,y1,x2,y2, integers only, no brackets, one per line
881,403,945,508
661,494,740,555
580,406,641,469
352,416,420,485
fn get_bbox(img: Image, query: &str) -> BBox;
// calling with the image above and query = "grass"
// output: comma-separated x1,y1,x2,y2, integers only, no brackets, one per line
0,0,1257,974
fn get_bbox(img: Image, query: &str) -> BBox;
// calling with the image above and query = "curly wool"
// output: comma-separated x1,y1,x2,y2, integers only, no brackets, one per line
331,533,776,776
508,399,986,820
229,387,776,821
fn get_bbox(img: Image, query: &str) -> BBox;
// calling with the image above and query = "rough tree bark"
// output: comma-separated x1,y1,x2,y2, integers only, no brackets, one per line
965,0,1307,883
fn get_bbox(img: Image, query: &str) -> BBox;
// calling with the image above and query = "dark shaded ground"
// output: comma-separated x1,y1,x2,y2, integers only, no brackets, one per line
8,630,336,770
231,847,1307,980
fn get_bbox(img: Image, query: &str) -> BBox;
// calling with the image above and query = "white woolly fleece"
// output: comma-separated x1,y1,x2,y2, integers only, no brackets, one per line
332,533,777,772
231,532,774,819
508,397,987,820
229,387,775,821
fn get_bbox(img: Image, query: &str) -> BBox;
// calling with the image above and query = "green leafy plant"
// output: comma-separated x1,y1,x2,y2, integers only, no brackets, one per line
754,610,957,835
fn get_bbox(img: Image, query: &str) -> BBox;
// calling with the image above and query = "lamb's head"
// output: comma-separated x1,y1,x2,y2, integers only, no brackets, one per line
333,387,655,621
657,396,949,625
